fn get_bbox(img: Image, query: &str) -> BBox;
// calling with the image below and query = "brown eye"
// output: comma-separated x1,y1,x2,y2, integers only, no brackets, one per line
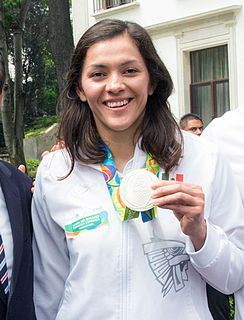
125,68,138,74
90,72,105,78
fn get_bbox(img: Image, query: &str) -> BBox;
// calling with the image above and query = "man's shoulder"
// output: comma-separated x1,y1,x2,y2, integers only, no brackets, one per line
206,107,244,129
182,130,215,152
0,160,32,185
0,160,16,176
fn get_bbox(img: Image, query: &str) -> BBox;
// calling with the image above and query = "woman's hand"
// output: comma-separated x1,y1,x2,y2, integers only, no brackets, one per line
151,180,206,251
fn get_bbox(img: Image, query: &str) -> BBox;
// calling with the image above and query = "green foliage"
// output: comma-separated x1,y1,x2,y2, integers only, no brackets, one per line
4,0,59,126
229,295,235,320
23,0,59,124
26,159,40,179
25,115,59,138
3,0,23,33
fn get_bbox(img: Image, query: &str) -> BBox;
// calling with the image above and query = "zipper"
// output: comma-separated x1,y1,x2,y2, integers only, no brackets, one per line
121,220,130,320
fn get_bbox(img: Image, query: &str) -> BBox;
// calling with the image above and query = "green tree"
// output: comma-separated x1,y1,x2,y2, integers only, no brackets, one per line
0,0,74,165
0,0,31,166
23,0,58,128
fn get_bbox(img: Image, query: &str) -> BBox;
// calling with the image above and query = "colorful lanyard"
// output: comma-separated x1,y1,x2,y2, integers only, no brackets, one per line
101,144,160,223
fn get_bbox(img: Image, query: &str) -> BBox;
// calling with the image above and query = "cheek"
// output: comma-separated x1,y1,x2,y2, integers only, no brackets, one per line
82,82,104,101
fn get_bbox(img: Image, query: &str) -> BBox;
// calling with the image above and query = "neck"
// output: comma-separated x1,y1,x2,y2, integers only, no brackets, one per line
111,141,135,173
103,131,139,173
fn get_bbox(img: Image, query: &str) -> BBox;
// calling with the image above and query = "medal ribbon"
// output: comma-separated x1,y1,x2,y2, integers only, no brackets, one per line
101,144,160,223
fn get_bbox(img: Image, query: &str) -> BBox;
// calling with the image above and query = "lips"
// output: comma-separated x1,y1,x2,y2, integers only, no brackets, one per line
104,99,131,108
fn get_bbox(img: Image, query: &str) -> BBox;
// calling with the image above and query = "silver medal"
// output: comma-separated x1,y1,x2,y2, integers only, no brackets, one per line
120,169,159,211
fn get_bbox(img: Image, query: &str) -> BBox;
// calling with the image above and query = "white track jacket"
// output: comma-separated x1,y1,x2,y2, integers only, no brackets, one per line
202,106,244,320
32,132,244,320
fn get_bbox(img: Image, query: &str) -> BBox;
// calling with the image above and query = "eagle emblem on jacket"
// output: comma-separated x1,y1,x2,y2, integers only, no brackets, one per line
143,239,190,297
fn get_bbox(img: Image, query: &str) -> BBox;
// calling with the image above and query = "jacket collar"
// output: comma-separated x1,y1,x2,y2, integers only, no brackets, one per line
0,161,24,299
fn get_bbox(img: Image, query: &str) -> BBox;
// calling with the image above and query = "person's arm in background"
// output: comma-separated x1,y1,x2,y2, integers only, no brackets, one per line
201,115,244,320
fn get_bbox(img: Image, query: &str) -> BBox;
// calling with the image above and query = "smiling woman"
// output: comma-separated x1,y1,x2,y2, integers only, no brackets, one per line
32,19,244,320
76,33,154,149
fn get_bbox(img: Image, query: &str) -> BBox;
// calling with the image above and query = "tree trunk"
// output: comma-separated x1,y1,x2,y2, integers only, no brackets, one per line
48,0,74,113
0,0,32,166
0,0,14,162
12,28,26,165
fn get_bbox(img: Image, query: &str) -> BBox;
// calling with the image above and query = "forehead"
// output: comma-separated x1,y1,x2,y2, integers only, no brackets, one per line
83,33,144,66
187,119,203,128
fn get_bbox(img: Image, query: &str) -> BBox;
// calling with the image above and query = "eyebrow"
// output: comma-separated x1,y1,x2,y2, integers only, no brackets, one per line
87,59,139,69
190,126,203,130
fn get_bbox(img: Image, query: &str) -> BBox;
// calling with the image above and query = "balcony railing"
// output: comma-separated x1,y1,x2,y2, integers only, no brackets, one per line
93,0,136,14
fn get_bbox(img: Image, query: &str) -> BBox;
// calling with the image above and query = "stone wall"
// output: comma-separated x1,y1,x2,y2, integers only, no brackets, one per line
24,123,58,160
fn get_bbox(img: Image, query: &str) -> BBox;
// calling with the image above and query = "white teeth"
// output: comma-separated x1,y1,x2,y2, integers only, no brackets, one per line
107,100,128,108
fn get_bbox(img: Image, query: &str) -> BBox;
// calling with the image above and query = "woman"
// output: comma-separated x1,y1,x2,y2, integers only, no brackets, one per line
32,19,244,319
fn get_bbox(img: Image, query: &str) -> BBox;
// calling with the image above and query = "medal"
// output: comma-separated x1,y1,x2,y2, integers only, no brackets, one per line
101,142,160,222
120,169,159,211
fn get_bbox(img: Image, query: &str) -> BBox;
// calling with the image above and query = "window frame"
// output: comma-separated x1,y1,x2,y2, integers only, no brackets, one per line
189,45,230,122
175,11,238,120
93,0,138,15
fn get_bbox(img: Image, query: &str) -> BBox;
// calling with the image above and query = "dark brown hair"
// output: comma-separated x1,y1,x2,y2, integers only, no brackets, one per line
179,112,203,129
58,19,182,175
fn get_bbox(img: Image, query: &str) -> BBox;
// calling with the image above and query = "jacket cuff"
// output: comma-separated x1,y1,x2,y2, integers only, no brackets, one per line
185,220,226,268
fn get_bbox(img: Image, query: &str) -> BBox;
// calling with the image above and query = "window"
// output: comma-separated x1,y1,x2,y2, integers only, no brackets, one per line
105,0,129,9
93,0,134,12
190,45,230,125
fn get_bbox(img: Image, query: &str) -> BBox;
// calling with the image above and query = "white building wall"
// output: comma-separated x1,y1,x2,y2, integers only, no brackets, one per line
235,7,244,107
71,0,244,119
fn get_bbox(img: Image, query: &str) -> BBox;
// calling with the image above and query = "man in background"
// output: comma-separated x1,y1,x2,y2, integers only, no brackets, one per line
179,113,204,136
179,111,232,319
202,106,244,319
0,56,36,319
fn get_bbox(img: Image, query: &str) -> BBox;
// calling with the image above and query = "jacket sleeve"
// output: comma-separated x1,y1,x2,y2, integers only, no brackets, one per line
185,150,244,294
32,157,70,320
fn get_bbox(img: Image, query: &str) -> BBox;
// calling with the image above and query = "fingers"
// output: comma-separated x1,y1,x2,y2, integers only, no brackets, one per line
50,140,65,152
151,180,206,250
18,164,26,174
41,140,65,158
31,179,35,194
151,181,203,207
41,151,50,158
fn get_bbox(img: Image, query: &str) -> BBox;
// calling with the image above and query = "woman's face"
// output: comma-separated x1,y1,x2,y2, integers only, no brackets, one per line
77,33,153,140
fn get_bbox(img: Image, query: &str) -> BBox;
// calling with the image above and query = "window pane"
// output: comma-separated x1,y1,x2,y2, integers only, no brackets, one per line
214,81,230,116
191,84,212,125
191,45,229,82
105,0,129,8
190,45,230,125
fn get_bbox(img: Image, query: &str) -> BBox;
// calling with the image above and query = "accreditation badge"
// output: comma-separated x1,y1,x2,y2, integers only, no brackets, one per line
65,210,109,238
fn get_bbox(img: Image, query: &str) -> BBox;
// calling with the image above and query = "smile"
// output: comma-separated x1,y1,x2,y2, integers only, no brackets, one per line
105,99,130,108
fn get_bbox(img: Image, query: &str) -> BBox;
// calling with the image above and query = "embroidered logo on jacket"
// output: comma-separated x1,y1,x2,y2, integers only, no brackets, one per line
143,238,189,297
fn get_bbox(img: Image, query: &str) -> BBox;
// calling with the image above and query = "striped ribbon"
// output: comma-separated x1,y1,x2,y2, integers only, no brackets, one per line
101,144,159,222
0,234,9,296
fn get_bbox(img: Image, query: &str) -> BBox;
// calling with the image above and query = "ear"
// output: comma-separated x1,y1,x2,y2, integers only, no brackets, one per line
148,81,156,96
76,86,87,102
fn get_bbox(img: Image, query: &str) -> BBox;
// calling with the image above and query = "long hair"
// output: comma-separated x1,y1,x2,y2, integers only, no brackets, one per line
58,19,182,175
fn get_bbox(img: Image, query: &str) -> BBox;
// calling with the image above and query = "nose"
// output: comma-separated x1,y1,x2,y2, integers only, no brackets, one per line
105,73,124,93
195,129,202,136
